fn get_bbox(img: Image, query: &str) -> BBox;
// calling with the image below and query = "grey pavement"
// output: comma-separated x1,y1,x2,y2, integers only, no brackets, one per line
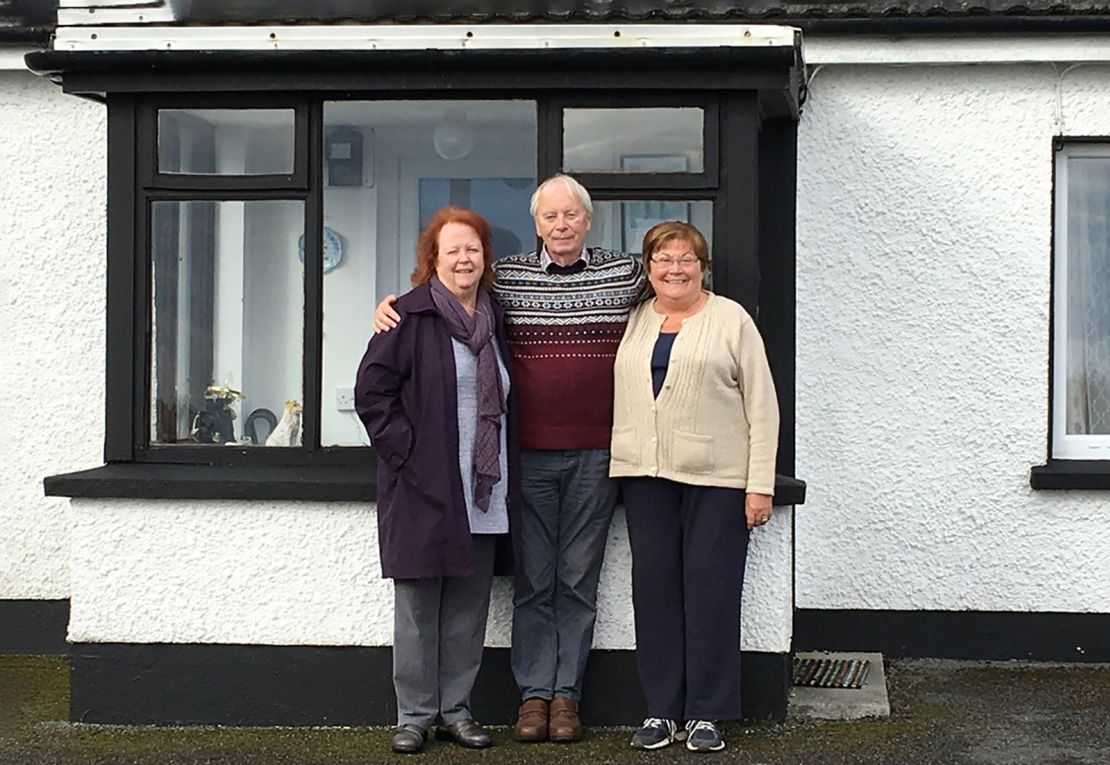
3,654,1110,764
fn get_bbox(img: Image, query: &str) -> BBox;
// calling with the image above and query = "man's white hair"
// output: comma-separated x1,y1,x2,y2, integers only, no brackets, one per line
529,174,593,218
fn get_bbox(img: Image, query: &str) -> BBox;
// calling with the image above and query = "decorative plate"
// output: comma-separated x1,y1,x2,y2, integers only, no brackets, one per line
298,227,344,273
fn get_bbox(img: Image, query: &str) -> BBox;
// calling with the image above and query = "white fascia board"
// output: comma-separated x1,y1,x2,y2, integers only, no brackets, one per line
0,46,35,70
806,35,1110,64
58,7,178,25
53,23,799,52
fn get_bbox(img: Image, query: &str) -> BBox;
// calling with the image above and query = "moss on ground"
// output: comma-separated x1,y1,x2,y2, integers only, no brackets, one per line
3,655,1110,765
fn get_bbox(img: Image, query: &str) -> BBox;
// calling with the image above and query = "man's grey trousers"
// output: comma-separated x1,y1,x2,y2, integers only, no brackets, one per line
511,448,619,702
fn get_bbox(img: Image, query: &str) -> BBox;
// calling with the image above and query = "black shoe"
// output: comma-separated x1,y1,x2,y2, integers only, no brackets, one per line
436,719,493,749
392,724,427,754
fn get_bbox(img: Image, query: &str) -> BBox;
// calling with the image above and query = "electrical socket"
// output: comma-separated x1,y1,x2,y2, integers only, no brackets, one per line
336,387,355,412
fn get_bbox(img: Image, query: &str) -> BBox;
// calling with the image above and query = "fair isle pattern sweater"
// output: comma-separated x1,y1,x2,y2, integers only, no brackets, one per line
492,247,648,449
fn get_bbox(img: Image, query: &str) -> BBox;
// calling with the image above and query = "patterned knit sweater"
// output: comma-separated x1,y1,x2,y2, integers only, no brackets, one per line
492,248,648,450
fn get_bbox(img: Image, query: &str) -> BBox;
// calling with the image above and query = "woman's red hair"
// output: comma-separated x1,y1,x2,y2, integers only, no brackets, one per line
411,206,496,290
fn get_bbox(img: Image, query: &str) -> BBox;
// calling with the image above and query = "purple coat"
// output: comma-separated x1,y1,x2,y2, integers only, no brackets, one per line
354,283,521,580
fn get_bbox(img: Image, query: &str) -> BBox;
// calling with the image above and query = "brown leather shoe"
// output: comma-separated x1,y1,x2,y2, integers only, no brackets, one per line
548,696,583,742
513,697,549,742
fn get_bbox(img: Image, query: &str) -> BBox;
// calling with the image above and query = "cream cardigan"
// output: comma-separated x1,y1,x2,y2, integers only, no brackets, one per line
609,293,780,494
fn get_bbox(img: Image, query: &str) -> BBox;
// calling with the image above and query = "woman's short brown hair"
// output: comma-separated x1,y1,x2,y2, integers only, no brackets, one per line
641,221,710,273
410,206,496,290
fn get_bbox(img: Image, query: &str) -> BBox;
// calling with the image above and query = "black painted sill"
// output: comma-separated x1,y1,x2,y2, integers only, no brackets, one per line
1030,460,1110,490
45,463,807,505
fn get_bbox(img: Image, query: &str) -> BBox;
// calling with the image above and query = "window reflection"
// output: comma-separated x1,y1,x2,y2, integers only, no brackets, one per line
320,100,537,446
587,199,713,263
158,109,295,175
150,200,304,446
563,108,704,174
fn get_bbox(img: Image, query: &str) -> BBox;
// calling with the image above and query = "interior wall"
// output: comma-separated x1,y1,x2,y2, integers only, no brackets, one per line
795,63,1110,612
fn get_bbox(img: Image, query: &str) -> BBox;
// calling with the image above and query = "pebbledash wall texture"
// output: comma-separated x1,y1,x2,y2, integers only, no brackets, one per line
68,500,794,651
0,64,104,602
795,63,1110,614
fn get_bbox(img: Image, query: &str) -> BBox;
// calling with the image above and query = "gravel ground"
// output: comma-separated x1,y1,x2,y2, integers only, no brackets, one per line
2,655,1109,765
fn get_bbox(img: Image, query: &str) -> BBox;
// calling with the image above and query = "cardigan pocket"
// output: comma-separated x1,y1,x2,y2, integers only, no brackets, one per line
610,426,640,467
672,430,715,475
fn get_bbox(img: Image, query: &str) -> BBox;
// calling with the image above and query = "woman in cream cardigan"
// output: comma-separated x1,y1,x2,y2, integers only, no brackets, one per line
610,221,779,753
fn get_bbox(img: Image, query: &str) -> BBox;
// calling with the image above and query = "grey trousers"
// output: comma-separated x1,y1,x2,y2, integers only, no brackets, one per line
392,535,497,729
511,448,619,702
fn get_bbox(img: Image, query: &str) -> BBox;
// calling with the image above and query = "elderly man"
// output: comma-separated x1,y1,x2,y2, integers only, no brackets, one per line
375,174,648,742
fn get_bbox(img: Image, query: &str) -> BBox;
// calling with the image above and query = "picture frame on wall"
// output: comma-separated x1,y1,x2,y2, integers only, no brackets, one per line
619,155,692,254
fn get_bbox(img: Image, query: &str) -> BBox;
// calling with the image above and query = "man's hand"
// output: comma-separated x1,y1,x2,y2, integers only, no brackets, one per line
373,294,400,333
745,493,773,531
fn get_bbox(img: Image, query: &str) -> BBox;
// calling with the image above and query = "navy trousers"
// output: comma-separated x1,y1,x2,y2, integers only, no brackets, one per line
623,476,750,721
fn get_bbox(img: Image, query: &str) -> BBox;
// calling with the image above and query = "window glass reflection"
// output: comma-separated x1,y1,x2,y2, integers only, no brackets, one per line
320,100,537,446
158,109,295,175
150,200,304,446
587,199,713,264
563,108,704,174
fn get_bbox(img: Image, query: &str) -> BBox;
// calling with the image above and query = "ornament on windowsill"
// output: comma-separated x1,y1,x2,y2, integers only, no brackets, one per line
266,400,303,447
190,384,245,444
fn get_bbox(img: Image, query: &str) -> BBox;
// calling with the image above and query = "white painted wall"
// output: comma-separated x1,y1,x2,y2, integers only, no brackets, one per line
0,67,105,599
69,499,794,652
796,62,1110,612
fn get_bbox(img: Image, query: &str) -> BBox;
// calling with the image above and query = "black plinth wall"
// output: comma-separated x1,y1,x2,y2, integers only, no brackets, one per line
69,643,790,726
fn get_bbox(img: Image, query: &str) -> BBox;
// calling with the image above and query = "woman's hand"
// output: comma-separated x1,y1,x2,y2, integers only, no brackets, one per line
373,294,401,333
745,493,773,530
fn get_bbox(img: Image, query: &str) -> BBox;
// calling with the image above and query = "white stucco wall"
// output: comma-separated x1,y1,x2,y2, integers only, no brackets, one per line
68,499,793,651
0,65,105,599
796,62,1110,612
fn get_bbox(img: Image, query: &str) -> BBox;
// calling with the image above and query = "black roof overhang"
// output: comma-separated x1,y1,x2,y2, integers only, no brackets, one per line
25,44,805,118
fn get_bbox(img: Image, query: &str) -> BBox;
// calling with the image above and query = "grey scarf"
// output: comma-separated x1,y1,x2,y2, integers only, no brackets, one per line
429,276,505,512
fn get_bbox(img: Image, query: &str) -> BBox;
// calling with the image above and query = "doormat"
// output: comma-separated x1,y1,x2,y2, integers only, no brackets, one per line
792,657,871,689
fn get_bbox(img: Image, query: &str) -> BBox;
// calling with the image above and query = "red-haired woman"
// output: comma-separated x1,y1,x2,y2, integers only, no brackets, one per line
355,206,519,754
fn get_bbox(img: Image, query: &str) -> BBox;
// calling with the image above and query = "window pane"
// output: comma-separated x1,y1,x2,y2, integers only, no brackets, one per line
150,200,304,446
587,199,713,263
158,109,295,175
320,100,537,447
1065,157,1110,435
563,108,704,174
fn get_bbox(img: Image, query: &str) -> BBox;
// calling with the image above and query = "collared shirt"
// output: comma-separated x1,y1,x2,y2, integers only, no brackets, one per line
538,245,590,273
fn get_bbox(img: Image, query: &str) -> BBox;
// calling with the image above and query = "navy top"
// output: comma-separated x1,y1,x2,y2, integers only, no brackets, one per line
651,331,678,398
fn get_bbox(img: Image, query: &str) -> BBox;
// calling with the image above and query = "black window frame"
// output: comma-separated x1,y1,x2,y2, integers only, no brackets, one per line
39,46,805,504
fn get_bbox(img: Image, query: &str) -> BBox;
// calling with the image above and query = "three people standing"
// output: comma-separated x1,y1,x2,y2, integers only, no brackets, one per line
363,178,778,754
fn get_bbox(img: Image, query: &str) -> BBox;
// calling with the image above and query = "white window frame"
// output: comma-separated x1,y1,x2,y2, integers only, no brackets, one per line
1053,143,1110,459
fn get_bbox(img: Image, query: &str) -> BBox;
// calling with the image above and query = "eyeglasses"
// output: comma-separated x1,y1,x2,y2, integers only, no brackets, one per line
651,254,701,267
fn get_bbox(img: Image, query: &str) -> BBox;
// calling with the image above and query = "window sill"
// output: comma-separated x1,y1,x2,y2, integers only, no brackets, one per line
45,463,807,505
1030,460,1110,490
44,463,377,502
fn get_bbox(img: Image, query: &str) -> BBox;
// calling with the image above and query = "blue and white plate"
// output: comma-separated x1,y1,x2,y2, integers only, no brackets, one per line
298,227,344,273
